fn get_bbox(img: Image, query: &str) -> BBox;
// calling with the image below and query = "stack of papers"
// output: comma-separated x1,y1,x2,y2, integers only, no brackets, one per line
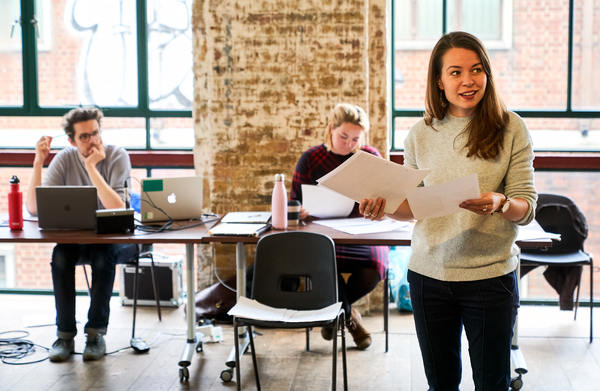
313,217,412,235
228,296,342,323
315,150,482,220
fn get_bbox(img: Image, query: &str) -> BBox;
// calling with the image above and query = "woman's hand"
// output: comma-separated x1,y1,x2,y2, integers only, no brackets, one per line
299,206,309,220
459,192,505,215
359,197,386,220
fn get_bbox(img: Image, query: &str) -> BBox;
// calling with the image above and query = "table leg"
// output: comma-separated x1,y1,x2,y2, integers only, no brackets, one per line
510,259,527,390
178,243,201,382
220,242,251,383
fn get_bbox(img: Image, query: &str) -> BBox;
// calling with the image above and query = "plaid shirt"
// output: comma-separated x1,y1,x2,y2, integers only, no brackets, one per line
291,144,389,279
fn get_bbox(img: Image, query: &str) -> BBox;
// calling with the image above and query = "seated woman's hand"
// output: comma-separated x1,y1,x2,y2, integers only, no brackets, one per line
359,197,386,220
299,206,310,220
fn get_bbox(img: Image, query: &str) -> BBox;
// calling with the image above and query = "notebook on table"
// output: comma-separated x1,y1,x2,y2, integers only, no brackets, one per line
36,186,98,230
209,211,272,236
140,176,203,223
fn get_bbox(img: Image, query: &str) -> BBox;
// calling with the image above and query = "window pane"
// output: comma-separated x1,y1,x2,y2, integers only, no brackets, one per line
100,117,147,149
0,116,64,148
525,117,600,151
572,0,600,110
393,116,421,149
0,1,23,106
150,117,193,149
38,0,138,107
147,0,193,110
448,0,502,41
0,255,6,287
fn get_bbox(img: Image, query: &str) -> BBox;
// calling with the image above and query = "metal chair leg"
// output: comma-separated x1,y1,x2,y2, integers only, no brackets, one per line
384,270,389,353
248,326,260,390
590,257,594,343
82,265,92,295
131,260,140,339
147,253,162,321
332,317,338,391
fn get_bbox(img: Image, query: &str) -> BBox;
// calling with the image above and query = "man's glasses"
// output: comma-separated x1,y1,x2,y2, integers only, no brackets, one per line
77,130,101,142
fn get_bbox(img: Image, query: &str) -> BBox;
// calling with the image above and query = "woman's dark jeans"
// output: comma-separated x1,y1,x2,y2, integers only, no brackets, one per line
408,269,519,391
51,243,138,337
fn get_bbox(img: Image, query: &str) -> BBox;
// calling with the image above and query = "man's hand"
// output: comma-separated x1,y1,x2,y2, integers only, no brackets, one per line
34,136,52,166
84,144,106,170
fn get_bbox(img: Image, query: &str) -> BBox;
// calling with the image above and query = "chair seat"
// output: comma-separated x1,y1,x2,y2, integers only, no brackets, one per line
520,250,591,265
229,297,343,328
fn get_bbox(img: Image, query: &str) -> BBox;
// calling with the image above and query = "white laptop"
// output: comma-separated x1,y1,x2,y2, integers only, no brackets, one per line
36,186,98,230
140,176,203,223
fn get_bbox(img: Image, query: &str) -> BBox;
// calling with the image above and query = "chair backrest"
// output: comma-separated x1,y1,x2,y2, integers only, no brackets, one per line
528,193,588,254
251,231,338,310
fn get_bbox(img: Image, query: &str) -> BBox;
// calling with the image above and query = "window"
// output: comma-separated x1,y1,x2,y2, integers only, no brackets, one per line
392,0,600,151
394,0,512,50
0,0,193,150
0,244,16,288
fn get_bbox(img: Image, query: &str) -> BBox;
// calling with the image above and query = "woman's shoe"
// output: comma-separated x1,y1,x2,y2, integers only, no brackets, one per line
347,308,372,350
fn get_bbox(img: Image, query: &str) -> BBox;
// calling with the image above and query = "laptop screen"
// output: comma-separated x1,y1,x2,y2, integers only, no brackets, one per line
36,186,97,230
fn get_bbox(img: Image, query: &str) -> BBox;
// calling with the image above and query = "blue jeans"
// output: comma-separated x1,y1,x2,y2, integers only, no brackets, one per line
51,243,138,337
408,270,519,391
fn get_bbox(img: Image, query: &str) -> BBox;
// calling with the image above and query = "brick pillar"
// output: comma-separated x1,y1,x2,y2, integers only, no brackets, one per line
192,0,389,312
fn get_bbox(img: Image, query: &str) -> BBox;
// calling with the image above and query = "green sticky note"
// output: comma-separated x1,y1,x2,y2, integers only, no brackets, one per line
143,179,163,192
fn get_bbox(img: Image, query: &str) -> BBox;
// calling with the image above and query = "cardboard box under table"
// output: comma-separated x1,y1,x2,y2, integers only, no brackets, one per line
119,255,184,307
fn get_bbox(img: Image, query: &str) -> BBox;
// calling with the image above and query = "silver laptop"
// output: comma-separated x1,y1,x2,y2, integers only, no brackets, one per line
36,186,98,230
140,176,203,222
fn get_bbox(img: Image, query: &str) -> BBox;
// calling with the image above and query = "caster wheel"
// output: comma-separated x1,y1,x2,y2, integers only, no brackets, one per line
510,375,523,390
196,341,203,353
220,368,233,382
179,366,189,382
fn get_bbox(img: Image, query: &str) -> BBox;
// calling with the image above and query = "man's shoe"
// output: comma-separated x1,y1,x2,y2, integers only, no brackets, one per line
321,323,336,341
83,334,106,361
48,338,74,362
347,308,372,350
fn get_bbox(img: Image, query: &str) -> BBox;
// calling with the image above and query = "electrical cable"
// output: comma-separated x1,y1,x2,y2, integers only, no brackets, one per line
0,330,49,365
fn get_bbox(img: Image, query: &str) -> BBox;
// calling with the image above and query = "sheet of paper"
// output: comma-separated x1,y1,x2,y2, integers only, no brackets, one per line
313,217,412,235
228,296,342,323
405,174,480,220
316,150,430,214
220,211,271,224
301,184,355,218
518,219,561,241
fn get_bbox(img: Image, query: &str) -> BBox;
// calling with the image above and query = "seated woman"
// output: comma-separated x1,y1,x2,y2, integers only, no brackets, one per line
290,103,389,350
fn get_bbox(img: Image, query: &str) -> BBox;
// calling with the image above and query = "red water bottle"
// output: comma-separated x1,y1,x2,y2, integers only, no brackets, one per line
8,175,23,230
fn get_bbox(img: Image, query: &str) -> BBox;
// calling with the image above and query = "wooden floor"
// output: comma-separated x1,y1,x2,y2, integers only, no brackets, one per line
0,294,598,391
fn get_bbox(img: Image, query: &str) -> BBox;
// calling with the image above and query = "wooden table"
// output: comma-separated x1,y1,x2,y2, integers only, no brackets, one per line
0,219,213,381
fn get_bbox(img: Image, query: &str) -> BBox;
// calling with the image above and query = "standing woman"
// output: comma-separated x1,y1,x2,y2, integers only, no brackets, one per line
291,103,389,350
361,32,537,390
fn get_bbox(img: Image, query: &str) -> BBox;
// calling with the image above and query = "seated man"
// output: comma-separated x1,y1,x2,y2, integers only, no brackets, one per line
26,107,137,362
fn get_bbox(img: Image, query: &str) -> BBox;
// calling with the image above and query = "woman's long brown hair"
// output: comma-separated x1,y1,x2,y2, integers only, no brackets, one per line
424,31,509,160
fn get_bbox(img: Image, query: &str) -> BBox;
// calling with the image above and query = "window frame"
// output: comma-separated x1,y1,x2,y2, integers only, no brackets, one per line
391,0,600,152
0,0,192,151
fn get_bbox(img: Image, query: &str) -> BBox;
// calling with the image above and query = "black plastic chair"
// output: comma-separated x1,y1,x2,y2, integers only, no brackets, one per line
519,193,593,342
232,231,348,391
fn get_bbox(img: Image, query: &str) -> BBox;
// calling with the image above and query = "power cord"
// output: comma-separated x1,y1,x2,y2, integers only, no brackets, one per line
0,330,49,365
